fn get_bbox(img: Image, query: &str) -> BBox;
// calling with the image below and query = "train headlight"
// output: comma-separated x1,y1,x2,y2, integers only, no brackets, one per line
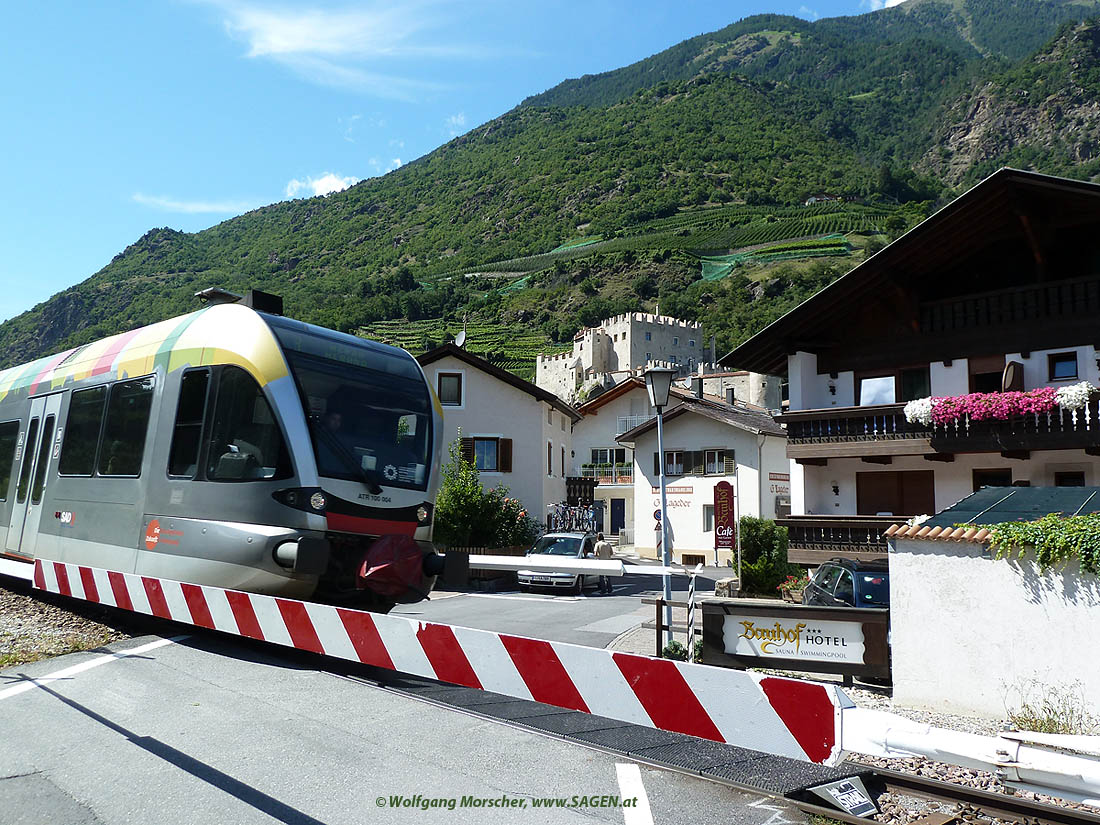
417,504,432,525
310,492,327,511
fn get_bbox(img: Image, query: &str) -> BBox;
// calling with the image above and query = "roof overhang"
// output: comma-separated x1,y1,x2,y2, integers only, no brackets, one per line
719,168,1100,375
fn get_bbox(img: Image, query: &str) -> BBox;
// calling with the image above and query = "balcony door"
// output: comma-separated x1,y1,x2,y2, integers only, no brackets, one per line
856,470,934,517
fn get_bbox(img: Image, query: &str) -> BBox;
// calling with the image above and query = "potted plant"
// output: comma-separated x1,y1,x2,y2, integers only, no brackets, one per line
777,573,810,603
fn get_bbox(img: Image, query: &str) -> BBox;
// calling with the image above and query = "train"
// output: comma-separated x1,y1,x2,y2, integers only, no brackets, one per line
0,291,446,610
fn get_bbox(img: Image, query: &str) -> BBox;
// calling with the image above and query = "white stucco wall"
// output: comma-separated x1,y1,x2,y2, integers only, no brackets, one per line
426,355,568,527
930,359,970,396
787,351,854,409
1005,345,1100,390
890,536,1100,718
798,452,1100,516
627,414,786,564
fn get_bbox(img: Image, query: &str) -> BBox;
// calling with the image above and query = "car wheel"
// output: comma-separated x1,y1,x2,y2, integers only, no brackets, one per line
571,576,582,595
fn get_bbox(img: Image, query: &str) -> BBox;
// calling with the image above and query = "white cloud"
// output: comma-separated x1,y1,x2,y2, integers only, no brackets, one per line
445,112,467,136
285,172,360,198
862,0,908,9
132,193,256,214
367,157,403,175
198,1,484,97
799,6,820,20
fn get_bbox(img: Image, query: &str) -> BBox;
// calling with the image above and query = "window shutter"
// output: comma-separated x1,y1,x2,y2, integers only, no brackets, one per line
653,452,660,476
499,438,513,472
690,451,704,476
460,438,474,465
723,451,736,475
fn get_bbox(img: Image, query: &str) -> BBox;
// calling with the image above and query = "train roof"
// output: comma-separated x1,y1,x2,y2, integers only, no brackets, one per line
0,304,293,402
0,304,428,405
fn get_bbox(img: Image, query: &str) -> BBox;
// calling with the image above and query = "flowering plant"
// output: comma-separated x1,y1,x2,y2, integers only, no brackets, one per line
777,573,810,593
904,382,1099,428
903,397,934,426
1056,381,1094,411
932,387,1058,425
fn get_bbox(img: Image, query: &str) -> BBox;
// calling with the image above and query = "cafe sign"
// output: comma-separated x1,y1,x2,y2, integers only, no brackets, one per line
724,614,865,665
713,480,735,552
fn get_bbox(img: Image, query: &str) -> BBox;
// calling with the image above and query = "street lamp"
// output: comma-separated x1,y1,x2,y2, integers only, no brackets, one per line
644,366,676,648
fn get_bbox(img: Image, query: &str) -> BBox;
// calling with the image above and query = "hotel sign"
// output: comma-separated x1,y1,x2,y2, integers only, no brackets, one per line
713,480,735,552
700,601,890,679
727,615,864,664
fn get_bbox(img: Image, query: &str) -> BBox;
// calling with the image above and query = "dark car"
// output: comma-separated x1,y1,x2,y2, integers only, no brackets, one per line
516,532,599,594
802,558,889,608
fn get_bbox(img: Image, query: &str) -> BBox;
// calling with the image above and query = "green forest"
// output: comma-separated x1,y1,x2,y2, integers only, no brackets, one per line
4,0,1100,375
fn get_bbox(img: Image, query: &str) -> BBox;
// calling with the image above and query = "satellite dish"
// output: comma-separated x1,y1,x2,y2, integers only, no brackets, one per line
454,330,466,348
1002,360,1024,392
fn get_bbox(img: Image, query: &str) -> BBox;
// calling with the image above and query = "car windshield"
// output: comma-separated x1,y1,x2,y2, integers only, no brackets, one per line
858,573,890,605
267,317,432,491
530,536,582,556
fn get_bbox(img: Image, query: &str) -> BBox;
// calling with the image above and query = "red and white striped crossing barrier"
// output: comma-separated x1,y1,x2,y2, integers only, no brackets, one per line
31,558,846,765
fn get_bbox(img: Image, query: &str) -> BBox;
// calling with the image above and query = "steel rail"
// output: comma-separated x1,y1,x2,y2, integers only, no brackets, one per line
867,765,1100,825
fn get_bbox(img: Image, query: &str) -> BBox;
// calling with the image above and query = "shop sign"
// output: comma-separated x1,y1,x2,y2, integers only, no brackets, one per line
713,480,735,552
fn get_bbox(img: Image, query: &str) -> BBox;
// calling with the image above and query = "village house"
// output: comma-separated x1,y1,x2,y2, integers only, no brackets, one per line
615,384,788,567
720,168,1100,565
418,344,580,528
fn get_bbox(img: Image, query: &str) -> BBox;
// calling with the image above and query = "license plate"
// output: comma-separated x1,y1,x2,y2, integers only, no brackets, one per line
532,577,551,583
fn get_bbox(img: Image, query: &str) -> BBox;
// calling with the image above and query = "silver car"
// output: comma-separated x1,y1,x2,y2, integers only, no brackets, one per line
517,532,599,594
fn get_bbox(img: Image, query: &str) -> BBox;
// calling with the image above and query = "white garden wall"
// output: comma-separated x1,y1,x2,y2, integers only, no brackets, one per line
890,536,1100,718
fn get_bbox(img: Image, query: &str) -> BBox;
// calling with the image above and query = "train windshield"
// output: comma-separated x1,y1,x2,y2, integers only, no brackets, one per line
266,317,432,491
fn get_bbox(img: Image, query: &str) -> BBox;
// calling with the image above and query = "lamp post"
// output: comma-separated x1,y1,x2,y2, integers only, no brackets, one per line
644,366,676,649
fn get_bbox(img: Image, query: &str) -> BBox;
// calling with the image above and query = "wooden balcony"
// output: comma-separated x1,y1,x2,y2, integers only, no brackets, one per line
777,515,899,565
930,395,1100,454
778,404,933,459
779,397,1100,460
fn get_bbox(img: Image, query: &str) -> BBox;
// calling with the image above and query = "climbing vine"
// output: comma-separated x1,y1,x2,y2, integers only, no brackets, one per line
957,513,1100,575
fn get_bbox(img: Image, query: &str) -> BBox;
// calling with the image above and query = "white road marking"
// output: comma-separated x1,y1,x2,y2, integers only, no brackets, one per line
616,762,655,825
747,796,797,825
464,593,581,603
0,637,182,700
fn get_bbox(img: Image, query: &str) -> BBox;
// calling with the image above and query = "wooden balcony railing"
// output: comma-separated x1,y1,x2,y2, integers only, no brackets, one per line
779,396,1100,457
919,276,1100,335
929,395,1100,452
779,403,932,444
777,515,899,564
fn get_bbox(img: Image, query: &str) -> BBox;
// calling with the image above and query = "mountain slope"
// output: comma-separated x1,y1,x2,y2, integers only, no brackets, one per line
921,19,1100,183
521,0,1100,110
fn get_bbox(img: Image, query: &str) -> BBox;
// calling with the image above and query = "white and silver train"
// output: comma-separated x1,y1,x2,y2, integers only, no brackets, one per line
0,292,445,610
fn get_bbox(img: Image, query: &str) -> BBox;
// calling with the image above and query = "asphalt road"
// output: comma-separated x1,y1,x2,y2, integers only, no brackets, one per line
0,634,809,825
392,566,720,647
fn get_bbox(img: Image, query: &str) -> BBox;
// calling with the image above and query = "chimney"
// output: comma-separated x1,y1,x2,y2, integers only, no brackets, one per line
693,377,704,399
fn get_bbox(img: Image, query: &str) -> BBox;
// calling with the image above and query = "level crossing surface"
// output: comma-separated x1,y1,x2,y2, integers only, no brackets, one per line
0,633,811,825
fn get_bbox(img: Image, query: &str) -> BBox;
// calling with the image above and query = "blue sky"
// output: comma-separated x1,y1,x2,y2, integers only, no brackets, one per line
0,0,903,323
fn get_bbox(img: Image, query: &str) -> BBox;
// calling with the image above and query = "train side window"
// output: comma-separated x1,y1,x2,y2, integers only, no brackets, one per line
59,386,107,476
98,376,156,477
168,370,210,477
16,418,40,503
31,415,55,504
0,420,20,501
207,366,290,481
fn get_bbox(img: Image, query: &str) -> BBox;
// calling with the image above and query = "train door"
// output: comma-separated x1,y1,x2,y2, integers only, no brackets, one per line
5,393,63,557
